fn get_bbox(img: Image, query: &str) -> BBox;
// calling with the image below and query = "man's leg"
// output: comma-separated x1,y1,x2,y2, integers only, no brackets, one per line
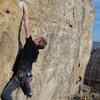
1,75,20,100
21,83,32,98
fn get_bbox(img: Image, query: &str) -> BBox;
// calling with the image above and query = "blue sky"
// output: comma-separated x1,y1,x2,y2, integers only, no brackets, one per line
92,0,100,42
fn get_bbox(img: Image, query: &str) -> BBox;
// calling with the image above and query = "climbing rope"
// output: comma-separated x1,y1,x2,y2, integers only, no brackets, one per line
16,7,24,100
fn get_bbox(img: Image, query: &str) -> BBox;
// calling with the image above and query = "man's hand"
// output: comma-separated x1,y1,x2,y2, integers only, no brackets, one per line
19,1,26,8
19,1,28,10
26,76,32,84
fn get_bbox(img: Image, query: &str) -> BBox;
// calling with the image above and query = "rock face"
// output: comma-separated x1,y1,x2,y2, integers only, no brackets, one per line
0,0,94,100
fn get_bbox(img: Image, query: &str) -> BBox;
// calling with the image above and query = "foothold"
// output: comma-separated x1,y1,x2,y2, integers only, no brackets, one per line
78,63,80,67
78,76,82,82
5,9,10,14
44,28,46,29
13,18,15,20
69,24,72,28
73,11,75,17
0,13,2,15
82,0,84,2
76,76,82,84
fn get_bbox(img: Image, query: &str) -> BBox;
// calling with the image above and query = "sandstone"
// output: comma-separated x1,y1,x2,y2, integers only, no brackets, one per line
0,0,94,100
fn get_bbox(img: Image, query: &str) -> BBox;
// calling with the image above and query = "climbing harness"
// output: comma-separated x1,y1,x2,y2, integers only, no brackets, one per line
17,69,27,85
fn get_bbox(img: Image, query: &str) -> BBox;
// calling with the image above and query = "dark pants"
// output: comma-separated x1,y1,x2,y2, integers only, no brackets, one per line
1,75,31,100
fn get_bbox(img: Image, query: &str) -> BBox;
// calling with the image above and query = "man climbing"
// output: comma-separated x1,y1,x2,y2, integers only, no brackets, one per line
1,1,47,100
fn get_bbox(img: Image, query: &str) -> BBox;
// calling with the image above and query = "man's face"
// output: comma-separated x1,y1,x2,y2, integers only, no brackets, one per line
34,38,40,46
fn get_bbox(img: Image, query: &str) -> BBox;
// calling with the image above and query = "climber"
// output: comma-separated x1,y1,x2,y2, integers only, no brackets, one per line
1,1,47,100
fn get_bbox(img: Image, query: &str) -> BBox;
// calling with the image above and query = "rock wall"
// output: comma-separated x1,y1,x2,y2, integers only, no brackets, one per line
0,0,94,100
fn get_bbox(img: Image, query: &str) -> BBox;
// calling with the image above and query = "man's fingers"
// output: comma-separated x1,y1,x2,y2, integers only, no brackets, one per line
19,1,25,8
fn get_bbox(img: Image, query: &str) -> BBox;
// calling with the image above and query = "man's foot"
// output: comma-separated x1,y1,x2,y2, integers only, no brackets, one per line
27,92,32,98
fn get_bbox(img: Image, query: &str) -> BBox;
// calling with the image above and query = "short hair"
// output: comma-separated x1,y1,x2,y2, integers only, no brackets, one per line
38,37,47,49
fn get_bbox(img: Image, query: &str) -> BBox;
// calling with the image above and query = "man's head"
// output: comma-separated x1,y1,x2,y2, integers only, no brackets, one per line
34,37,47,49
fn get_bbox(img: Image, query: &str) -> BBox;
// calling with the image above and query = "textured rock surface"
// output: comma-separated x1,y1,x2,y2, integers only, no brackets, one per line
0,0,94,100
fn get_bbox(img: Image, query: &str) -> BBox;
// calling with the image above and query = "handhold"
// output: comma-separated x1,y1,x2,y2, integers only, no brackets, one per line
15,0,24,8
5,9,10,14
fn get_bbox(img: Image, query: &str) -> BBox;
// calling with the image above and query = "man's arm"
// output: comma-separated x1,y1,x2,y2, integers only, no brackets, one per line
23,3,30,38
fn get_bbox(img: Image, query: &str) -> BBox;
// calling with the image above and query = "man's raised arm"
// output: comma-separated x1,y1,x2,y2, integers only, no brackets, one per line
22,2,30,38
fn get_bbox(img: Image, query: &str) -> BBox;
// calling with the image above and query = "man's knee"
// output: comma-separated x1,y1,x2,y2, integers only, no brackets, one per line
21,83,32,98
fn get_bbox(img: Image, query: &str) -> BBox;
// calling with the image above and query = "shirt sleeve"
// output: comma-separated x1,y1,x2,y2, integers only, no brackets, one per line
26,36,32,43
25,35,35,48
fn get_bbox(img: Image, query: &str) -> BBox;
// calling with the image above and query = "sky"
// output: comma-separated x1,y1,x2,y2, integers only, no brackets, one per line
92,0,100,42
